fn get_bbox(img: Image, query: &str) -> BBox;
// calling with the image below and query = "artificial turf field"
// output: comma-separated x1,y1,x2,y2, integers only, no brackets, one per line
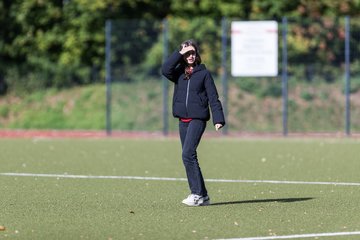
0,137,360,240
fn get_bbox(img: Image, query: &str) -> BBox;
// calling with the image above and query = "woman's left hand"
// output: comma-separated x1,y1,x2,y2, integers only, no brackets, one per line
215,123,223,131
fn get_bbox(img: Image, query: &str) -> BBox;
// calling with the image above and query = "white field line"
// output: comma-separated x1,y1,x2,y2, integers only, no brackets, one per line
1,172,360,186
215,231,360,240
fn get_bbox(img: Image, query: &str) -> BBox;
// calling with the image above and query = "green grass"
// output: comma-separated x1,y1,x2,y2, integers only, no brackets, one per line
1,138,360,239
2,80,360,132
0,85,106,130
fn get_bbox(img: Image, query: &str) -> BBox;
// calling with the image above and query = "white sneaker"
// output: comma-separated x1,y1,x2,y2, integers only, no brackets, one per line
182,194,210,206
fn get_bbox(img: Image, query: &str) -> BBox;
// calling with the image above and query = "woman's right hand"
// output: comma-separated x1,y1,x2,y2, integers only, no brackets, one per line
179,45,195,55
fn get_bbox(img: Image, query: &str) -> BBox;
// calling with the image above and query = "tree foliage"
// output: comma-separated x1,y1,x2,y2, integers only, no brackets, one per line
0,0,359,94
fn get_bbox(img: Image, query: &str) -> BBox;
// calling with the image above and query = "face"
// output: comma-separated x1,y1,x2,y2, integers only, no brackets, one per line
183,46,196,65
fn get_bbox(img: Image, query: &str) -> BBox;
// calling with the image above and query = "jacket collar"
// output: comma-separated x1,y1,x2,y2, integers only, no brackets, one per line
192,64,206,74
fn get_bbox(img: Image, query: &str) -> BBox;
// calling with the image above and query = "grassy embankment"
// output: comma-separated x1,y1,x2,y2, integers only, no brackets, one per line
1,79,360,132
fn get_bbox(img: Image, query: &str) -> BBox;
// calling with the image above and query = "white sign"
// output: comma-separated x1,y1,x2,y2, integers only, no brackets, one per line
231,21,278,77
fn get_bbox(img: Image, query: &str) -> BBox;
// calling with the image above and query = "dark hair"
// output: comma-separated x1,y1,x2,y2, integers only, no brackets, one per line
179,39,202,66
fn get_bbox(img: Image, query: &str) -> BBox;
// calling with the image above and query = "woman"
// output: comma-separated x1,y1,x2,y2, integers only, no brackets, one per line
162,39,226,206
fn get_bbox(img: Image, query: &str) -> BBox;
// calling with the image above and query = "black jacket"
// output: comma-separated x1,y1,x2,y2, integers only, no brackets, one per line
162,51,225,126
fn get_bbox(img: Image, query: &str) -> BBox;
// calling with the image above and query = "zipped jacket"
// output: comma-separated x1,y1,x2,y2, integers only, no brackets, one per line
162,51,226,126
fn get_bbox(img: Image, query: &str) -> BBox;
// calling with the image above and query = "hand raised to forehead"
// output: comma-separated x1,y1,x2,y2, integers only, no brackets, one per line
179,45,195,55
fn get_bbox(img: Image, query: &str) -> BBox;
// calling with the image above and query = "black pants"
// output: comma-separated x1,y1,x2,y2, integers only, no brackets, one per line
179,119,207,196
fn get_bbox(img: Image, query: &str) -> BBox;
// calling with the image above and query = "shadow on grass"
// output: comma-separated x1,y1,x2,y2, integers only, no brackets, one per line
210,197,314,206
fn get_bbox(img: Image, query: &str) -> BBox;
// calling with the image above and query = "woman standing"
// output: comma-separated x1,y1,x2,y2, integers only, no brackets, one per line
162,39,226,206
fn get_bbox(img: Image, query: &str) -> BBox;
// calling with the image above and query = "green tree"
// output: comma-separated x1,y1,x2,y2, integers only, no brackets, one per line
1,0,360,94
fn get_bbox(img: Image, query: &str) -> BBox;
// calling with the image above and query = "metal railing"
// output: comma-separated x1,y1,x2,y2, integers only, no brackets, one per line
105,16,360,136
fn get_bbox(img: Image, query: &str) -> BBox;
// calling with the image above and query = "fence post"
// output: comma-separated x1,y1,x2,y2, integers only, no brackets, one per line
105,20,112,136
281,17,288,136
221,17,228,135
162,19,169,136
345,16,351,136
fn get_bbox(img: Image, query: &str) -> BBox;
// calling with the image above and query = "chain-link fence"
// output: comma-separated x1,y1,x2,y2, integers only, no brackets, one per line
106,17,360,135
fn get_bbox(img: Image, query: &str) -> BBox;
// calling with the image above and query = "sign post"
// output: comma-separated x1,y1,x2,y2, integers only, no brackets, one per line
231,21,278,77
